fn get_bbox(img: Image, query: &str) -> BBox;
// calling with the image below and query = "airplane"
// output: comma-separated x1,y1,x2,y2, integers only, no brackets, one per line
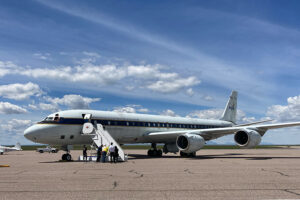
24,91,300,161
0,143,22,155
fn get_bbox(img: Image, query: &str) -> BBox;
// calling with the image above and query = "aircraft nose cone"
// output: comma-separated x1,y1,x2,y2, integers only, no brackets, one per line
24,125,38,142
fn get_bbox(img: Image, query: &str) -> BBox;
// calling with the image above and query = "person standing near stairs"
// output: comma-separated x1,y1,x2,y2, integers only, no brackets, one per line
102,145,108,163
96,145,102,162
83,145,88,162
109,142,115,163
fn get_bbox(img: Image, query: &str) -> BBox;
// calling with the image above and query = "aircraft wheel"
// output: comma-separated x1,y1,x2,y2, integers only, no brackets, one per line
180,151,187,157
147,149,154,156
0,152,3,155
62,154,66,160
65,154,72,161
157,149,162,157
180,151,196,157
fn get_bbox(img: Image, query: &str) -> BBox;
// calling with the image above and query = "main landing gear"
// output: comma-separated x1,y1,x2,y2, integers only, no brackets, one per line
61,145,72,161
147,143,162,157
180,151,196,157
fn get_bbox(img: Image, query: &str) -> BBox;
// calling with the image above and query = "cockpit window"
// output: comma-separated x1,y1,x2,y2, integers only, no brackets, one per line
44,117,53,121
54,114,60,122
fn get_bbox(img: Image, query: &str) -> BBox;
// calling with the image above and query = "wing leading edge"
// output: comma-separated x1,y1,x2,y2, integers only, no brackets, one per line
147,121,300,142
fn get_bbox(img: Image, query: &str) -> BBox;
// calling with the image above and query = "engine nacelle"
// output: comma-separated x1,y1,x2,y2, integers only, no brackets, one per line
176,133,205,153
234,129,262,148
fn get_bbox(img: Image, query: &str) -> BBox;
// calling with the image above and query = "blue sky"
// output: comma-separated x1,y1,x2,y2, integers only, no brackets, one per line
1,0,300,145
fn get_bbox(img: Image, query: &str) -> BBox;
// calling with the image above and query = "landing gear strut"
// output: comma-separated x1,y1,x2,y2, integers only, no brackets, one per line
61,145,72,161
180,151,196,157
147,143,162,157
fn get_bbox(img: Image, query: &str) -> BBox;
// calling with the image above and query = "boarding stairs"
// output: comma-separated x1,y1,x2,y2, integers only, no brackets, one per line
80,121,128,162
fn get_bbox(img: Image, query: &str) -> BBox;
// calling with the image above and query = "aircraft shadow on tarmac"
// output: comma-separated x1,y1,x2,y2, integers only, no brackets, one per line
128,153,300,161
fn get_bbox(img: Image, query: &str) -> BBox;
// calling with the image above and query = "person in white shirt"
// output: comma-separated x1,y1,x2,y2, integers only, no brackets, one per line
109,142,115,163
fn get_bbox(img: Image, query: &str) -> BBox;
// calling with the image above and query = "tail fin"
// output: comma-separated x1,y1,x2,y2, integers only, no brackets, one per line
14,143,22,151
220,91,238,124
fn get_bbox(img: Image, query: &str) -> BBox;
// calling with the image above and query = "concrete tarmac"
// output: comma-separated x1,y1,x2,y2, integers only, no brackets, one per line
1,147,300,200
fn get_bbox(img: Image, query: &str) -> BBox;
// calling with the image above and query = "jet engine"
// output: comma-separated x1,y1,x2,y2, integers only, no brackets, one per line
176,133,205,153
234,129,261,148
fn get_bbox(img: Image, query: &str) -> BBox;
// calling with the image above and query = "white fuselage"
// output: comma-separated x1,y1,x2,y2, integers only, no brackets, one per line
24,110,233,145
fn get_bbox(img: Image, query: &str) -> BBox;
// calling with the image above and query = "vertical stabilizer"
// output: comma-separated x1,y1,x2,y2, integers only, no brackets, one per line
14,142,22,150
221,91,238,124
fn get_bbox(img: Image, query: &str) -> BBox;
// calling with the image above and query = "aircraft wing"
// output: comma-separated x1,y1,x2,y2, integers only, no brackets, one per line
148,121,300,141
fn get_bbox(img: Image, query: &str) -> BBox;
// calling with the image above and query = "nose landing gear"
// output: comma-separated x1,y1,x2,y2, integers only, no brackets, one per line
61,145,73,161
62,153,72,161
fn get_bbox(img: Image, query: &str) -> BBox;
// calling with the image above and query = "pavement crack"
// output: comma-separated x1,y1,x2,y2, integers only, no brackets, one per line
283,189,300,196
15,170,27,175
184,169,193,174
261,168,289,177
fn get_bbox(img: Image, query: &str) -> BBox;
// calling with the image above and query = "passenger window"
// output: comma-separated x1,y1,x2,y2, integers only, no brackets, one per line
70,135,74,139
60,135,65,139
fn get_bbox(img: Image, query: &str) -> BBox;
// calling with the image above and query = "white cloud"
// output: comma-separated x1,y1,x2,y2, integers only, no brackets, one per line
0,60,201,95
33,53,51,60
38,103,59,112
47,94,101,109
161,109,179,117
82,51,100,58
147,76,200,93
113,104,149,114
0,61,19,77
0,82,43,100
203,95,213,101
0,119,32,134
187,109,256,124
0,102,27,114
113,106,136,113
186,88,194,96
138,108,149,113
266,95,300,122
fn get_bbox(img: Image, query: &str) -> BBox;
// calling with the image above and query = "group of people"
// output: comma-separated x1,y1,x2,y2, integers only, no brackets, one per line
83,142,119,163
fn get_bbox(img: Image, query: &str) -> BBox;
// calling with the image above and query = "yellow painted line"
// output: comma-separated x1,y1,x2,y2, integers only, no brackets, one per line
0,165,10,167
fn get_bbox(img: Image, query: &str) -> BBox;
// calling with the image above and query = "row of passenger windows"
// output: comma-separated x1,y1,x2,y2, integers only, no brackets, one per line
95,120,219,129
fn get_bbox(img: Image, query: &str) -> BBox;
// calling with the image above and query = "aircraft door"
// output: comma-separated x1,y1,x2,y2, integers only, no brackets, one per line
82,114,92,123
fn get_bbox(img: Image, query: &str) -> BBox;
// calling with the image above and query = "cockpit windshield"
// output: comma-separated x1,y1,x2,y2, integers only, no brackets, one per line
44,117,54,121
42,114,60,122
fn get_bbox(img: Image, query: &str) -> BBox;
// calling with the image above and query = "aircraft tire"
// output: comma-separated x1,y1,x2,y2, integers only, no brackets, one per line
147,149,154,156
157,149,163,157
180,151,196,157
65,154,72,161
62,154,66,160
